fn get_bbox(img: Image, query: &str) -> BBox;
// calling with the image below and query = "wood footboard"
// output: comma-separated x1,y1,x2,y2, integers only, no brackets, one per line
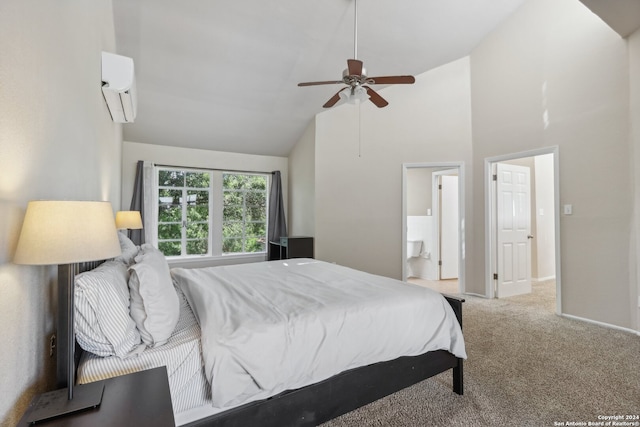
443,293,465,395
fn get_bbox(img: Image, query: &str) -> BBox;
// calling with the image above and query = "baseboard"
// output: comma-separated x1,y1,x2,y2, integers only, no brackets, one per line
561,313,639,336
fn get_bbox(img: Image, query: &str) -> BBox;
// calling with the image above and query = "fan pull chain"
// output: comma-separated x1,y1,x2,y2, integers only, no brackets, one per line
358,102,362,158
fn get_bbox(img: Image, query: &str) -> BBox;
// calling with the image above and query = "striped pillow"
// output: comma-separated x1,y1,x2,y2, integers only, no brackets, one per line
75,260,142,357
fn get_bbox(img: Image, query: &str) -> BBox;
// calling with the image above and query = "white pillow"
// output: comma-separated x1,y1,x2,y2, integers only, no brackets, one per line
75,260,142,358
113,232,139,266
128,244,179,347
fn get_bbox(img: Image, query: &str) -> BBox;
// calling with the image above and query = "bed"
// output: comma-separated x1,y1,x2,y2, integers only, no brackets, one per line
61,241,466,427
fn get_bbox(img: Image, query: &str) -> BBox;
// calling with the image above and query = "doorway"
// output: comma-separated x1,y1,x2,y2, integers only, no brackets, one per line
402,162,465,294
485,147,561,314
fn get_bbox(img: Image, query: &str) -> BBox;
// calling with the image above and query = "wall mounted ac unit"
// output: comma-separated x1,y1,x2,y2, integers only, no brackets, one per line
101,51,137,123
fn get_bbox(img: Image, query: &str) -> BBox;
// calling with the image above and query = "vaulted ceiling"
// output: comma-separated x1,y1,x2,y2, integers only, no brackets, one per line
112,0,638,157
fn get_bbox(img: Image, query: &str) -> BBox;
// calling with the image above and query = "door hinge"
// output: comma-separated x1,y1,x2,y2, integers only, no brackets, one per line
438,184,442,190
493,273,498,280
438,260,442,266
493,174,497,181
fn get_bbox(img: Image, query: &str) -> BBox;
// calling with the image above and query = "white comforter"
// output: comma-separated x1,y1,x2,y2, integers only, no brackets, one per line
171,259,466,409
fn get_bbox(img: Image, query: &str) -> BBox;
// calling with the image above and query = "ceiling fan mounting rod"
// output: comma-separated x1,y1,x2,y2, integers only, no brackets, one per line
353,0,358,60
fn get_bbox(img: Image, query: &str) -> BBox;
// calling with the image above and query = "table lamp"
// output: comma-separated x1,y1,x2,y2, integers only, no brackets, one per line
13,200,121,423
115,210,143,231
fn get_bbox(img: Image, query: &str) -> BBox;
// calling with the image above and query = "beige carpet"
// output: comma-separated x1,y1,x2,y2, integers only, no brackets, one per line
322,281,640,426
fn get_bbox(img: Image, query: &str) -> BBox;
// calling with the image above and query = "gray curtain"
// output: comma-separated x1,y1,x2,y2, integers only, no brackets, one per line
128,160,145,245
267,171,287,259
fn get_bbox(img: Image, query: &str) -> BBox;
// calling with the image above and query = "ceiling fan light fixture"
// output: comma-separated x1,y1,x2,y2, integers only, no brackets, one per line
339,88,351,103
353,85,369,103
338,86,370,105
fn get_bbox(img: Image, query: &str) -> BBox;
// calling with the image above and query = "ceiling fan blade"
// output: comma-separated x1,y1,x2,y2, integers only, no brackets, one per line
347,59,363,76
323,90,343,108
298,80,343,87
364,86,388,108
367,75,416,85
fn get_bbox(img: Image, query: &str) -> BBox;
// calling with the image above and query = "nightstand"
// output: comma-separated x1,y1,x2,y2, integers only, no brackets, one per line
17,367,174,427
268,236,314,260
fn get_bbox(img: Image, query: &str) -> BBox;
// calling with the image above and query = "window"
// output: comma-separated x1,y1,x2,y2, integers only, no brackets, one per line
157,169,211,256
156,167,268,258
222,173,268,253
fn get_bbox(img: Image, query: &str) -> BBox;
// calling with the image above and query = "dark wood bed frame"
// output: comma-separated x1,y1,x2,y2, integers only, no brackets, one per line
59,263,464,427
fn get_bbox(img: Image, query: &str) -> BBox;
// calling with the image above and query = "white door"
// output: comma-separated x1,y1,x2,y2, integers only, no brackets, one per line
440,175,459,280
496,163,532,298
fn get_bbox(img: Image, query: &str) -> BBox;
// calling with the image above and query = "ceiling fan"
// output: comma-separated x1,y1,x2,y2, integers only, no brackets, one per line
298,0,415,108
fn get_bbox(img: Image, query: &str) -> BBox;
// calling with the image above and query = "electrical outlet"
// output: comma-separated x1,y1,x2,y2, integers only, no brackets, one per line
49,334,56,357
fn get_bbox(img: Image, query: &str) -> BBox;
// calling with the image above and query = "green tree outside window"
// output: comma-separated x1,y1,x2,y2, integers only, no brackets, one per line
156,168,267,257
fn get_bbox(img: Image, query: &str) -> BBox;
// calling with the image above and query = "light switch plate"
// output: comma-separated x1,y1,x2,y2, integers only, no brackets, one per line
563,204,572,215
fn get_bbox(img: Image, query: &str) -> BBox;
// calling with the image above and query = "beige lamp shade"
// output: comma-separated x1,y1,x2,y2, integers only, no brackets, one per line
13,201,122,265
115,210,143,230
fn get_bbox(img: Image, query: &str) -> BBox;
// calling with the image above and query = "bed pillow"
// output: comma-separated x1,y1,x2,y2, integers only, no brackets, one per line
75,260,142,358
128,244,179,347
112,232,139,266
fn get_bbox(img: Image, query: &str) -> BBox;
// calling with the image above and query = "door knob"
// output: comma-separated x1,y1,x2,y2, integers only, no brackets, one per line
527,235,534,239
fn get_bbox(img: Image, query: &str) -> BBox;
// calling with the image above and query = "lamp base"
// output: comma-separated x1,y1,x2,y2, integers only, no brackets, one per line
26,381,105,424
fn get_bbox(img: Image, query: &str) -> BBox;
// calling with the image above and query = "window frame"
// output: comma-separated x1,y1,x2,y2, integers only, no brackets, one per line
155,166,269,260
156,167,214,257
221,172,269,255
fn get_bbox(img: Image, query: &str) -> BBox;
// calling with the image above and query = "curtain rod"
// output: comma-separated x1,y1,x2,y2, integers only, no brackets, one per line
155,163,276,175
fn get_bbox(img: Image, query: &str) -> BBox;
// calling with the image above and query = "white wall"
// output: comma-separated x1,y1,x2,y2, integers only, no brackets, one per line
630,27,640,332
470,0,633,327
406,168,433,216
0,1,120,424
313,57,473,278
288,119,316,237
